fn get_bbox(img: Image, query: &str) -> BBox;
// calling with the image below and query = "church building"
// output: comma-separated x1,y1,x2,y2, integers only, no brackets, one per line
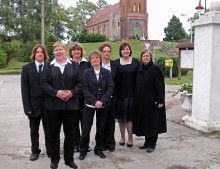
84,0,148,41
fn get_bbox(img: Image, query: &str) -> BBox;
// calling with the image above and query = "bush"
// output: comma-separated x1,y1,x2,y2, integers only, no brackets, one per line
155,57,188,77
0,41,7,68
3,40,23,63
71,30,106,43
18,41,40,62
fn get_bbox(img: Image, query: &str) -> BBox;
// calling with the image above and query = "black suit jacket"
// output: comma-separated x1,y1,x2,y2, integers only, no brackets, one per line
41,61,83,111
21,61,46,117
109,60,120,97
83,67,114,106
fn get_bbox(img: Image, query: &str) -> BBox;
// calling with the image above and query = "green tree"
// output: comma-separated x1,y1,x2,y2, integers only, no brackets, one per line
163,15,188,41
96,0,109,10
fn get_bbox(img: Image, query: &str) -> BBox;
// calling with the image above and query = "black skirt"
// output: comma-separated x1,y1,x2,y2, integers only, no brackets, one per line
116,97,134,122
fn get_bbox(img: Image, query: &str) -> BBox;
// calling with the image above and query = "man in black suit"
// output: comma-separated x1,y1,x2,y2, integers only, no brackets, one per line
78,51,114,160
21,44,51,161
99,44,120,152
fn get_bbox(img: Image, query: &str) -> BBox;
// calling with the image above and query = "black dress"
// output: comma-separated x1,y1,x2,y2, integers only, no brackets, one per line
115,58,140,122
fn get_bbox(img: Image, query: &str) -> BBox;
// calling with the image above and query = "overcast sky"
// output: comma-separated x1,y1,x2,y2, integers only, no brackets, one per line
59,0,210,40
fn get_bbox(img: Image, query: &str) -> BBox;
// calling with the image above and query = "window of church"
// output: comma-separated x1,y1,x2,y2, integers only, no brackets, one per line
118,22,120,27
133,3,136,12
138,4,141,12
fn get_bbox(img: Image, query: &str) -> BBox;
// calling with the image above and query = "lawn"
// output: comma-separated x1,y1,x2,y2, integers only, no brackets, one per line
0,57,28,74
165,70,193,85
0,40,192,85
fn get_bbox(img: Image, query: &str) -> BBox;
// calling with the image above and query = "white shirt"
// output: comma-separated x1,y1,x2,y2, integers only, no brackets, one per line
94,69,100,80
35,61,44,73
102,62,111,72
50,57,72,74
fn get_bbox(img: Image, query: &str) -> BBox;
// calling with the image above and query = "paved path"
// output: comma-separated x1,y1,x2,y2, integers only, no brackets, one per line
0,75,219,169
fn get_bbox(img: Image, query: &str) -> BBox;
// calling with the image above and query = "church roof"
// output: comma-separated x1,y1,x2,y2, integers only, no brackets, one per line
85,3,119,28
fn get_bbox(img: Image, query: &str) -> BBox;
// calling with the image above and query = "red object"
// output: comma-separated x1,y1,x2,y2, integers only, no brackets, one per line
195,0,204,11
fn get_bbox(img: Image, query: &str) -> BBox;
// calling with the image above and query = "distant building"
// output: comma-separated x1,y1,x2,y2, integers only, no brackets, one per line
84,0,148,41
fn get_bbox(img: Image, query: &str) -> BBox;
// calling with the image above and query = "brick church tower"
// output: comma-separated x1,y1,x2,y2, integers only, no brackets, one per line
120,0,148,40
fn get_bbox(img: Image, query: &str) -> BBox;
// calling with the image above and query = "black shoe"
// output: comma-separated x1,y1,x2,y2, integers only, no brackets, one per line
108,147,115,152
102,146,108,151
50,162,58,169
127,143,133,147
65,161,78,169
78,152,87,160
74,146,79,153
139,145,147,149
146,147,155,153
29,153,39,161
94,151,106,158
119,142,125,146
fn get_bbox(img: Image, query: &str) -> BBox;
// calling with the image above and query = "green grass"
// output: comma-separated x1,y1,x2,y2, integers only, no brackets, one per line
0,57,28,74
80,40,146,60
0,40,193,85
165,70,193,85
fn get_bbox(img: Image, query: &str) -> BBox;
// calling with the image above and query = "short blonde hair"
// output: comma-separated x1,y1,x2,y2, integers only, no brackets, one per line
88,50,102,62
52,41,66,51
31,44,49,61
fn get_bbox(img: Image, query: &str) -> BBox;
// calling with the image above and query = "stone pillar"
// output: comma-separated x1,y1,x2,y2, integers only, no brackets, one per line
182,1,220,133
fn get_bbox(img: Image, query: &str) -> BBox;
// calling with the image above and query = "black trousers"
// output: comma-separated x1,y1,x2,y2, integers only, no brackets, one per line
144,134,158,149
103,97,117,148
28,112,51,155
47,110,77,163
74,98,84,147
79,106,108,153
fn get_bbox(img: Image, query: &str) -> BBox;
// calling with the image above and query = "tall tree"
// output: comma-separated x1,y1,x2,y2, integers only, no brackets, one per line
163,15,187,41
96,0,109,10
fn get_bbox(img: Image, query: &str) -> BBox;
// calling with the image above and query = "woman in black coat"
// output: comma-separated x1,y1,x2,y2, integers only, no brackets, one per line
133,49,167,153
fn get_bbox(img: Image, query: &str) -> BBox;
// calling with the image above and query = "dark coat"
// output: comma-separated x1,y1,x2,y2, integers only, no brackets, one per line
77,60,91,98
133,63,167,136
41,61,83,111
83,67,114,106
21,61,46,117
107,60,120,97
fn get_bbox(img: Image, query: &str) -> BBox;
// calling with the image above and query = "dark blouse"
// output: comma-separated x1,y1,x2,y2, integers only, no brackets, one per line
116,58,140,98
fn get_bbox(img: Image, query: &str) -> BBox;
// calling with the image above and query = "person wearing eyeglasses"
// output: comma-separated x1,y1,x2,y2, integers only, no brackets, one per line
41,41,83,169
98,44,120,152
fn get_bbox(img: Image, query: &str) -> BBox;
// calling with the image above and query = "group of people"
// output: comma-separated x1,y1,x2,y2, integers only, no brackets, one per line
21,41,167,169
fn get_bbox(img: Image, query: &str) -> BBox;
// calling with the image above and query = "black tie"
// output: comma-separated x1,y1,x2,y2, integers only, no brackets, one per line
39,64,43,73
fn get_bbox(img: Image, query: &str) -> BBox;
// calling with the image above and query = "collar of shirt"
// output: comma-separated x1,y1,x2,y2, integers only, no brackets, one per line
35,61,44,71
82,57,88,62
50,57,71,66
102,62,111,71
50,57,72,74
94,69,100,80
